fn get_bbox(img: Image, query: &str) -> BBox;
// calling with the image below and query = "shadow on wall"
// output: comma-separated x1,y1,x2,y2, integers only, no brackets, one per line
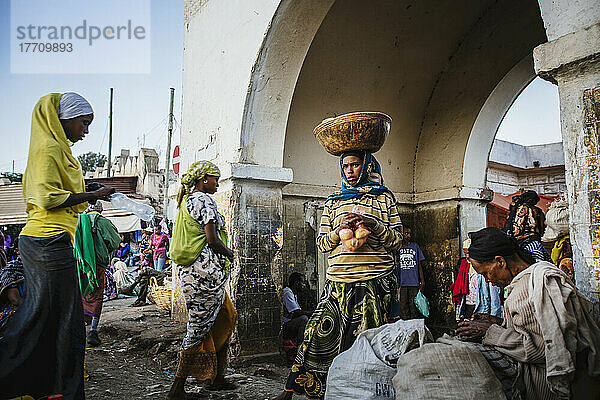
406,202,461,336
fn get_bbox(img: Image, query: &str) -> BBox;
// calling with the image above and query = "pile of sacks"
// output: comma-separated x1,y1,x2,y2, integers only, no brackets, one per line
325,320,506,400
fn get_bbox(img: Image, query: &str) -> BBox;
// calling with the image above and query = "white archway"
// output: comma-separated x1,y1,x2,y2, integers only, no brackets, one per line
239,0,335,167
462,55,537,192
458,55,537,240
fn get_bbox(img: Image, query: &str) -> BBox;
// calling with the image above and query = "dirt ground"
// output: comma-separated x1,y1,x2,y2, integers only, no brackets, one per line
85,298,296,400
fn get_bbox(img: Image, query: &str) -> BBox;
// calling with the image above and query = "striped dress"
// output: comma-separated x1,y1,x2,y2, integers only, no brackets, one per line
284,192,403,399
318,192,403,282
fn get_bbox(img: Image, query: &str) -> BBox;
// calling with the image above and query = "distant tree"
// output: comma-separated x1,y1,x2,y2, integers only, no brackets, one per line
78,152,107,174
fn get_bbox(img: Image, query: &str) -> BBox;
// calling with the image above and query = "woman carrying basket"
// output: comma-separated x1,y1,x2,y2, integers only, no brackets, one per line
166,161,237,400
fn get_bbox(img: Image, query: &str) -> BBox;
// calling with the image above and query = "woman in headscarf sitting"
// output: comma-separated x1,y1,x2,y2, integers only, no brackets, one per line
275,150,403,400
0,93,114,399
166,161,237,400
457,227,600,399
503,190,552,262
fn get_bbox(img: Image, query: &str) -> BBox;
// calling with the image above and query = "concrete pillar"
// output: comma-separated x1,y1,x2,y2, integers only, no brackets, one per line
216,163,293,354
410,188,492,334
458,189,494,248
534,23,600,310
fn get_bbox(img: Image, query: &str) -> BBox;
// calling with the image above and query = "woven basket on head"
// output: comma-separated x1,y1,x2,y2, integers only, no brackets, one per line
313,111,391,156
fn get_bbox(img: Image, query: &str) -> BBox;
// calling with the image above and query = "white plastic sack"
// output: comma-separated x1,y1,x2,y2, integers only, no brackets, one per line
393,336,505,400
325,319,432,400
542,198,569,242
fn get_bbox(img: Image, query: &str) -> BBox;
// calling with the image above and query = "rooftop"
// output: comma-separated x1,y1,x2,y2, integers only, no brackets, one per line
489,139,564,169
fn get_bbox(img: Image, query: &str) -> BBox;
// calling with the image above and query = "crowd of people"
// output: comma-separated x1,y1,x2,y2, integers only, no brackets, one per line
0,93,236,400
0,91,599,400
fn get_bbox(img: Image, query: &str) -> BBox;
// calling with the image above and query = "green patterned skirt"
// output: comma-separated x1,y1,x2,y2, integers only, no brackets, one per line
284,273,395,399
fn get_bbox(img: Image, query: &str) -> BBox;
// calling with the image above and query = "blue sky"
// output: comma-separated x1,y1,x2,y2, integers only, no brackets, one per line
0,1,561,174
496,77,561,146
0,0,184,173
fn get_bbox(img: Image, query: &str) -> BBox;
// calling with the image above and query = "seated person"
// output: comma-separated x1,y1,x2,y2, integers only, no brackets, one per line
140,252,154,269
120,256,165,307
0,258,24,331
457,227,600,399
282,272,312,345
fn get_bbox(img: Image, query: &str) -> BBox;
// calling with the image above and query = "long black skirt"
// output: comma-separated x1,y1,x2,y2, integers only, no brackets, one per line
0,232,85,399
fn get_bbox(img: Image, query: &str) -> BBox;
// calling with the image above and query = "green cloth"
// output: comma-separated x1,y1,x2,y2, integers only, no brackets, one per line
170,194,229,270
88,211,121,267
74,213,97,298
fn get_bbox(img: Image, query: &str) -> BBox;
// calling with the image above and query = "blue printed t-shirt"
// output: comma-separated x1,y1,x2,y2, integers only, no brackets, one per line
396,242,425,287
282,286,300,324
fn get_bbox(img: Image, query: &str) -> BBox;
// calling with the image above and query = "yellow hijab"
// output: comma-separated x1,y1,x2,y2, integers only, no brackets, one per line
21,93,88,241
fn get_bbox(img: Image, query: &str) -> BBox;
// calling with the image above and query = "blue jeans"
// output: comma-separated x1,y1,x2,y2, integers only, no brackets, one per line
154,257,166,273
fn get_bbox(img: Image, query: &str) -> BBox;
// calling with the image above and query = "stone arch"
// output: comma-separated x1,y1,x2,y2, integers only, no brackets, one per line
412,0,547,202
462,55,537,193
239,0,335,168
458,55,538,238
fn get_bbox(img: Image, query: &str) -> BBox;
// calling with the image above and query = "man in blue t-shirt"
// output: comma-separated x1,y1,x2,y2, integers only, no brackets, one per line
394,226,425,320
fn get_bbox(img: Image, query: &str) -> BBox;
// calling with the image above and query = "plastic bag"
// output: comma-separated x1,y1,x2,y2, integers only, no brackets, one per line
414,290,429,317
325,319,432,400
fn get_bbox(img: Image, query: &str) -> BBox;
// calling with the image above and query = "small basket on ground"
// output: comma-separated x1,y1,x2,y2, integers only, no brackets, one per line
313,111,392,156
148,276,172,311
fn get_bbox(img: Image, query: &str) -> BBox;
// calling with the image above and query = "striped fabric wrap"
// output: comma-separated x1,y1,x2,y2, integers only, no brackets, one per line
317,192,403,283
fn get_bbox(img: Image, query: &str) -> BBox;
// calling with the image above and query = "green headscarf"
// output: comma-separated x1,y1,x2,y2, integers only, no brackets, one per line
177,160,220,206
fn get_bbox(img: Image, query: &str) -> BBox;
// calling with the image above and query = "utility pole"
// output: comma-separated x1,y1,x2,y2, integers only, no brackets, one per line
163,88,175,219
107,87,114,178
11,160,14,175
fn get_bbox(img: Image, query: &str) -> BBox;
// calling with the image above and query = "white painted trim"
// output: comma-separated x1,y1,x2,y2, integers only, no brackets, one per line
462,55,537,190
240,0,335,167
219,163,294,184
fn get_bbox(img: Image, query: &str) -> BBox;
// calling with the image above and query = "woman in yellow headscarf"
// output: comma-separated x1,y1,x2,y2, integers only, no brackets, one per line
0,93,114,400
167,161,237,400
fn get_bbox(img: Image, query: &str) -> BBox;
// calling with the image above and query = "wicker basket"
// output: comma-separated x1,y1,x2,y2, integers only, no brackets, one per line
170,265,189,323
313,111,391,156
148,276,172,311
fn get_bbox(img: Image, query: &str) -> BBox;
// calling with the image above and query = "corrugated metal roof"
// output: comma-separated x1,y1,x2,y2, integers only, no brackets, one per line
0,183,150,226
0,184,26,225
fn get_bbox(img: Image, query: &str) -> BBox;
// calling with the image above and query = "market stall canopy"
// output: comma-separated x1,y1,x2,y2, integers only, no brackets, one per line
0,183,150,232
97,199,152,233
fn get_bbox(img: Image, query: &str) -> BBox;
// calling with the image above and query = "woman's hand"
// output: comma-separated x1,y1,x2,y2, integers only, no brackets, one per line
456,319,493,342
335,214,354,235
346,212,377,230
92,186,115,201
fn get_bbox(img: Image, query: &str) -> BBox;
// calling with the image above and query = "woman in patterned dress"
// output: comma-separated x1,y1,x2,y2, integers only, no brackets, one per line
275,150,403,400
166,161,237,400
503,191,552,262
